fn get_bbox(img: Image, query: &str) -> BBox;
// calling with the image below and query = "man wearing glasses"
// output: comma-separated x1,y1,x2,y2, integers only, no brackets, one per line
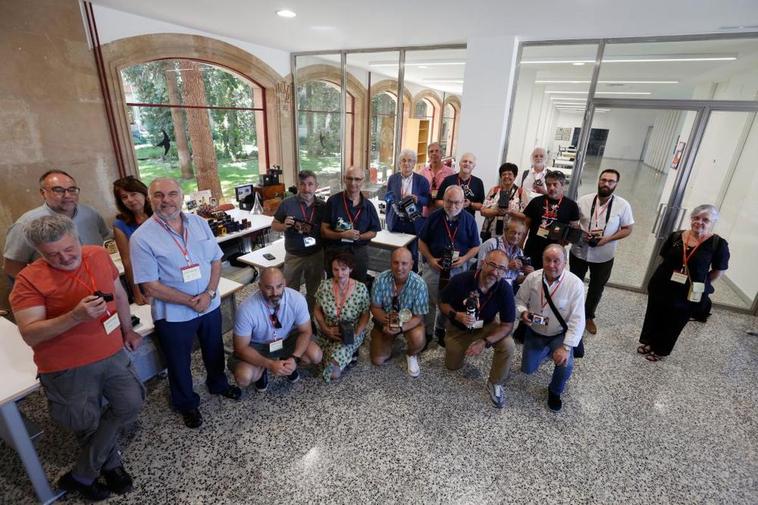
229,267,322,392
4,170,111,279
321,167,381,282
418,185,480,347
438,250,516,408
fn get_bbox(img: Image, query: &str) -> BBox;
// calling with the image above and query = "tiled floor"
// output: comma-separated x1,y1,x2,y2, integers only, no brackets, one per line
1,284,756,505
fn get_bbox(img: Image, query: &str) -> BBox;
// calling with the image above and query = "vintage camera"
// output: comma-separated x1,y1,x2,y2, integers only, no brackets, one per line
586,230,603,247
397,195,421,222
497,189,511,209
534,179,544,187
440,245,455,271
517,255,532,267
339,320,355,345
93,290,114,302
528,313,547,325
291,218,313,235
461,184,475,201
464,291,479,330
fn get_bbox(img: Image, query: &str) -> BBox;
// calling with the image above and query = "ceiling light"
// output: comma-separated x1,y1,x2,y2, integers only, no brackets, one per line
522,56,736,64
370,61,465,67
545,90,652,95
537,80,679,84
276,9,296,18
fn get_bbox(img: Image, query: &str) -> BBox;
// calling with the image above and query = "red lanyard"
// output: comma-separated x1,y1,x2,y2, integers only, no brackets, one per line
299,201,315,223
474,270,495,314
540,273,564,310
66,258,111,316
342,192,363,226
442,217,459,246
156,216,192,264
543,196,563,219
681,231,711,272
332,279,354,320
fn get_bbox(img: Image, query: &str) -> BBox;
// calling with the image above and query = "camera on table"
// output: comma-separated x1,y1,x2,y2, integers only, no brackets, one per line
339,320,355,345
464,291,479,330
93,290,114,302
440,245,455,271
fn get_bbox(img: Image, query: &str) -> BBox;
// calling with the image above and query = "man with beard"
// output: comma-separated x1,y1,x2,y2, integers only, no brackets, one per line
229,267,322,391
130,178,241,429
516,245,585,412
438,250,516,408
522,170,580,270
520,147,549,198
570,169,634,336
435,152,485,217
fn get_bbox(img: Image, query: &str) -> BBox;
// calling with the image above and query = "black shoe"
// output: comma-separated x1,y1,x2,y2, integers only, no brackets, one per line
435,328,446,348
255,369,269,392
348,349,359,367
547,390,562,412
420,335,432,353
181,408,203,429
59,472,111,501
287,368,300,383
217,385,242,401
102,465,133,494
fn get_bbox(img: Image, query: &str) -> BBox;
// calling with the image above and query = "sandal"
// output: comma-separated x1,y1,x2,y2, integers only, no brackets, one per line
637,344,652,355
644,352,664,362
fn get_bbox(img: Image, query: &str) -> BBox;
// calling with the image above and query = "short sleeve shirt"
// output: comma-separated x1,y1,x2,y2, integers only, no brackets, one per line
323,191,381,247
419,208,480,258
440,270,515,330
523,195,580,260
130,213,223,322
274,195,325,256
481,185,530,237
437,174,485,216
370,270,429,315
234,287,310,344
477,237,524,285
571,193,635,263
315,279,370,326
9,246,123,373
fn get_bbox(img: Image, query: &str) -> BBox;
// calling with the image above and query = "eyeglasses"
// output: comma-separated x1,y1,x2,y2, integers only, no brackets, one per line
445,199,464,206
45,186,81,195
485,261,509,274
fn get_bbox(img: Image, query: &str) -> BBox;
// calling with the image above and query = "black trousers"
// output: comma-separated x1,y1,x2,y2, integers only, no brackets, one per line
569,253,614,319
639,295,691,356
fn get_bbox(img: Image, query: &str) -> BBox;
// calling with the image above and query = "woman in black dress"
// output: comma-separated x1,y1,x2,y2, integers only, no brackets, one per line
638,204,730,361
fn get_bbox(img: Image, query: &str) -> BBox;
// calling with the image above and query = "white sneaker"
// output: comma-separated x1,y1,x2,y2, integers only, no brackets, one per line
406,354,420,378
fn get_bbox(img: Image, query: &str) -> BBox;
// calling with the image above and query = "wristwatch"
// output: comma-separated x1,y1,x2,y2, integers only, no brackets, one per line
562,344,571,352
206,289,217,299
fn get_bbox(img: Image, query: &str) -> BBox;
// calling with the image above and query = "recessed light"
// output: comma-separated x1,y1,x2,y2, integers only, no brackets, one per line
276,9,296,18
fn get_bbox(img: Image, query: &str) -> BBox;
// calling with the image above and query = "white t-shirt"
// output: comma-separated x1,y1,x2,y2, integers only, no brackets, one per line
520,168,548,199
571,193,634,263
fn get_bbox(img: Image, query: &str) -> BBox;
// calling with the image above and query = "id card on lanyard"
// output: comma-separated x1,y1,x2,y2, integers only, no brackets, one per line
589,195,614,239
443,218,460,260
157,216,201,283
341,192,363,243
300,201,317,248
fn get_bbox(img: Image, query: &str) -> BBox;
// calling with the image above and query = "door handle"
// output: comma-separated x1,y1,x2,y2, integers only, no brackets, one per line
651,203,666,235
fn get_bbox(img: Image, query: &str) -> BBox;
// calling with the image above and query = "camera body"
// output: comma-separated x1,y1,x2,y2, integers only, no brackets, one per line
461,184,475,201
464,291,479,329
497,189,510,209
93,290,114,302
517,255,532,267
528,312,547,325
396,195,421,222
440,245,455,271
586,230,603,247
339,320,355,345
291,218,313,235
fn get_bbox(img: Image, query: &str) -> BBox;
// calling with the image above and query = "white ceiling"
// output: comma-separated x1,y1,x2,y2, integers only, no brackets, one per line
90,0,758,53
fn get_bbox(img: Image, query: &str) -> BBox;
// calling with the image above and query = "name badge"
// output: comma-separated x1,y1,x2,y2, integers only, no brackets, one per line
590,228,604,238
269,339,284,352
472,320,484,329
688,282,705,302
102,312,120,334
341,238,355,243
671,271,687,284
303,236,316,248
537,225,550,238
181,264,202,283
452,250,460,261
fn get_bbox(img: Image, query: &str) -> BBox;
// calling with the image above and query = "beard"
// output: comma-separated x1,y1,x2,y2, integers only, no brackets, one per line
597,186,614,197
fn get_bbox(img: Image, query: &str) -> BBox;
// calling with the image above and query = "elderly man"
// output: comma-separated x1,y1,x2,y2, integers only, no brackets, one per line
229,267,322,391
570,169,634,335
435,152,485,216
369,247,429,377
384,149,431,272
321,167,381,282
272,170,326,311
439,250,516,408
522,170,580,270
130,177,240,429
520,147,549,198
418,142,454,212
10,215,143,501
4,170,111,279
477,219,534,291
418,185,480,346
515,244,585,412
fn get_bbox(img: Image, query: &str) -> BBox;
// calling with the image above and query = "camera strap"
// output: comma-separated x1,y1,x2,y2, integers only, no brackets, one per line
541,277,568,333
589,195,614,231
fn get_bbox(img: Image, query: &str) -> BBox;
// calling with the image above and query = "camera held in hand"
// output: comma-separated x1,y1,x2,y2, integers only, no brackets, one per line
464,291,479,330
497,189,511,209
586,230,603,247
440,245,455,272
517,255,532,267
339,320,355,345
396,195,421,222
461,184,475,201
93,290,114,302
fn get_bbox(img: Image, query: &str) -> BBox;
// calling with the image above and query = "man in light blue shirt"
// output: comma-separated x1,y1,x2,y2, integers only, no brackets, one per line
130,177,240,429
229,267,322,392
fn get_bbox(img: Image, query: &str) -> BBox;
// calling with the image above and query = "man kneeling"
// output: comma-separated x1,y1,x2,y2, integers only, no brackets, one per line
369,248,429,377
439,250,516,408
229,268,322,391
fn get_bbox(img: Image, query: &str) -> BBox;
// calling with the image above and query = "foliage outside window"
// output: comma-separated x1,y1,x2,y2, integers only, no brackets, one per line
439,103,457,158
370,92,397,184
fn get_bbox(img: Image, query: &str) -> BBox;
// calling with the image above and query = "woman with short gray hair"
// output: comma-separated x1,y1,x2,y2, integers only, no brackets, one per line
637,204,730,361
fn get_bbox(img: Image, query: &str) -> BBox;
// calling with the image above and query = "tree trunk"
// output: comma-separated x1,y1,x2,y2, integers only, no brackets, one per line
181,60,222,200
164,61,193,179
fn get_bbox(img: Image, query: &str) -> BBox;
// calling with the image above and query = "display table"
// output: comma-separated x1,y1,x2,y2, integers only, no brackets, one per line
370,230,416,250
236,238,286,270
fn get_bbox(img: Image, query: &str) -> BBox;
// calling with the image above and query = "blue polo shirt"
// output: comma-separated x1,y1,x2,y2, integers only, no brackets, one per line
273,195,325,256
323,191,381,247
130,213,223,322
419,208,480,258
234,287,310,344
371,270,428,315
441,270,515,330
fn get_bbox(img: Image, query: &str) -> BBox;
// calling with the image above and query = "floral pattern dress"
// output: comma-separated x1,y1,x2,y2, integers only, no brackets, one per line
315,279,370,382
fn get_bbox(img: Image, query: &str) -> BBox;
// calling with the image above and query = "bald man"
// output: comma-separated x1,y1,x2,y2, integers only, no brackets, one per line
435,152,485,217
131,177,241,429
321,168,381,282
229,267,322,392
521,147,549,197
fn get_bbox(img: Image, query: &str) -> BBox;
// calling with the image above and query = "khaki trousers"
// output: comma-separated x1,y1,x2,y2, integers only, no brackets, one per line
445,323,516,385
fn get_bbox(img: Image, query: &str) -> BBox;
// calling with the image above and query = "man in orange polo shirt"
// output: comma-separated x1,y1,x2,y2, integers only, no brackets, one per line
10,215,144,502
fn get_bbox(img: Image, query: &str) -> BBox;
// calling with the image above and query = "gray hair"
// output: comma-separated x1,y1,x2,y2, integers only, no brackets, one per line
690,204,719,222
149,177,183,196
543,243,567,262
397,148,417,164
24,214,78,247
443,185,464,199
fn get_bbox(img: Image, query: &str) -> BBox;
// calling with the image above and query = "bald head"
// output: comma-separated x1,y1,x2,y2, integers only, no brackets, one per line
344,167,365,195
259,267,286,305
390,247,413,281
542,244,567,281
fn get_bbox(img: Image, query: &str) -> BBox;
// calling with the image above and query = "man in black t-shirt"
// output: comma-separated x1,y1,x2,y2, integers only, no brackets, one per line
522,171,580,270
435,152,485,217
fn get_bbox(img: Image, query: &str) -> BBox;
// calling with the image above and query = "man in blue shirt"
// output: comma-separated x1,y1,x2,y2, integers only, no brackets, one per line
320,168,381,282
439,250,516,408
418,185,480,346
130,177,241,429
383,149,430,272
369,248,429,377
229,267,322,392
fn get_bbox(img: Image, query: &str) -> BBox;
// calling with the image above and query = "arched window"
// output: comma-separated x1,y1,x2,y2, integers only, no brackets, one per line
120,58,268,202
414,97,435,146
370,91,398,183
440,102,458,158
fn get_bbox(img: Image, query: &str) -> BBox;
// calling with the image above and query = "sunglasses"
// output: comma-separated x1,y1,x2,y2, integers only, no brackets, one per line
269,312,282,329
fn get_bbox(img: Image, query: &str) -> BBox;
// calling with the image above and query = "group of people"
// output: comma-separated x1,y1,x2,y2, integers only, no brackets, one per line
2,144,730,500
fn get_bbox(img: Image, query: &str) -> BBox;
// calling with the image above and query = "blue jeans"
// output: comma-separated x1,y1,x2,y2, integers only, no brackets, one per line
520,326,574,395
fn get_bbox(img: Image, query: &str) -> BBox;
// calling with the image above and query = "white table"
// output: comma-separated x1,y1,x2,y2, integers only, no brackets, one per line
370,230,416,250
0,317,64,504
235,238,286,270
215,211,273,244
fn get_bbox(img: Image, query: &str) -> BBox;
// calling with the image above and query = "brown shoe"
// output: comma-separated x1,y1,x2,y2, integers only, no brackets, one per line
586,319,597,335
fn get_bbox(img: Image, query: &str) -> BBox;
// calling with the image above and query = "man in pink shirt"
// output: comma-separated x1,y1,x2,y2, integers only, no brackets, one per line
418,142,454,216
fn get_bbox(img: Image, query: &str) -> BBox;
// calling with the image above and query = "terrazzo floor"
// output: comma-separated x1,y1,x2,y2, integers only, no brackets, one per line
1,284,756,505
